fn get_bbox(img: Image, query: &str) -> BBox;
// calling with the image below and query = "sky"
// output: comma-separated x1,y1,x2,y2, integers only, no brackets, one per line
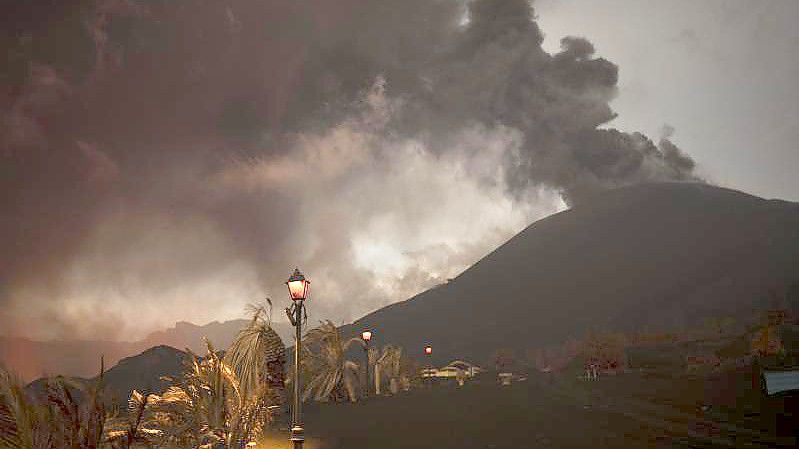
537,0,799,201
1,0,797,342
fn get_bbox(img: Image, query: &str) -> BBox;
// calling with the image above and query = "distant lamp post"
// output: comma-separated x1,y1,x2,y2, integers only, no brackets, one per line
424,345,433,386
285,268,309,449
361,330,373,398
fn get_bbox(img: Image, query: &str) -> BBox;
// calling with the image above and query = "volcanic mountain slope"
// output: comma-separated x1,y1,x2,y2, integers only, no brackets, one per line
344,182,799,365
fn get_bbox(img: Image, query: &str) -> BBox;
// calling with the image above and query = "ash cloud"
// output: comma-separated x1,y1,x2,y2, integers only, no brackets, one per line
1,0,699,340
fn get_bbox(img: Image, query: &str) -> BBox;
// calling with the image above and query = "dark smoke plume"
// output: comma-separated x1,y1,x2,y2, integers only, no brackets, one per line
0,0,699,339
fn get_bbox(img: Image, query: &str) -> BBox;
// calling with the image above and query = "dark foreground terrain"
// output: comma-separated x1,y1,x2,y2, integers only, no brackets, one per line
265,373,797,449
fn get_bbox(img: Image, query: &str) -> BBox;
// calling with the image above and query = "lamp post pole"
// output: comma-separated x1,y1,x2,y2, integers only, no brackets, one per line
361,331,372,398
291,301,303,448
285,269,309,449
424,345,433,387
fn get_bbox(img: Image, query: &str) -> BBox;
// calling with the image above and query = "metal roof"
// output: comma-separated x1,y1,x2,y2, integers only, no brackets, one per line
763,370,799,395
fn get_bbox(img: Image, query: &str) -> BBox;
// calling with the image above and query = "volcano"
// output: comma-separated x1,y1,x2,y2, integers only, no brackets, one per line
345,182,799,365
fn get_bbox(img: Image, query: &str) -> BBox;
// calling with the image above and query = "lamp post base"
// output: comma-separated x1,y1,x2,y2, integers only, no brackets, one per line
290,424,304,449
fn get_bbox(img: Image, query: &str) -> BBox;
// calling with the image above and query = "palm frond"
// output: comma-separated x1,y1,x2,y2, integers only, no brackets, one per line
296,321,363,402
0,368,54,449
223,314,284,403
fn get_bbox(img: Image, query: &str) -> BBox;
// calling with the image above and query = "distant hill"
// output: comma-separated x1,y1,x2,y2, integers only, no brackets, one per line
1,319,293,381
26,345,187,406
140,320,251,353
100,345,188,404
343,183,799,366
140,319,294,355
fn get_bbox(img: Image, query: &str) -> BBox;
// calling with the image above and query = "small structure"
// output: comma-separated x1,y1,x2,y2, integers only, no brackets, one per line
444,360,482,378
421,360,482,385
762,370,799,396
761,369,799,439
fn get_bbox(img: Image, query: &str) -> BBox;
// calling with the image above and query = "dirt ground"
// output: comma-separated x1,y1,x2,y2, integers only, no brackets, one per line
264,378,706,448
262,371,797,449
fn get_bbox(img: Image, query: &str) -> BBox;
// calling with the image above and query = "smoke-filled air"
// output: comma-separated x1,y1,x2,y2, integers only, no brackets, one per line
1,0,699,340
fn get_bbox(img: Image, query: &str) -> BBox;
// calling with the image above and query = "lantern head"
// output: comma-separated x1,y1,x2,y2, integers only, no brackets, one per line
361,330,372,342
286,268,310,301
424,345,432,355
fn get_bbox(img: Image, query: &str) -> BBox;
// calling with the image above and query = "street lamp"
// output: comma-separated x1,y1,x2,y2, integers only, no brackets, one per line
361,330,373,398
285,268,309,449
424,345,433,386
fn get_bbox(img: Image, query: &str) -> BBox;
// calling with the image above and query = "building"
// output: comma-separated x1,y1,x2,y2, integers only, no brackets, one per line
421,360,482,384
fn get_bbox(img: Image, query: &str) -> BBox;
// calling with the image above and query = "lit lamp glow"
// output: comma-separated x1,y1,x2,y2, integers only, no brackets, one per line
287,269,310,301
424,345,432,355
361,330,373,342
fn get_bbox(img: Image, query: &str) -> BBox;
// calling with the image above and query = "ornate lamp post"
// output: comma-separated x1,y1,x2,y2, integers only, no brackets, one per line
361,330,373,398
424,345,433,386
285,268,309,449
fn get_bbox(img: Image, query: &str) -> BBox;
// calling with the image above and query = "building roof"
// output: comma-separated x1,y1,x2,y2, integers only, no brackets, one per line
763,370,799,396
444,360,481,370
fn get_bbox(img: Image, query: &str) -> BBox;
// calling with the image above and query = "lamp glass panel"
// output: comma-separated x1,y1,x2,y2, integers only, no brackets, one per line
287,279,308,299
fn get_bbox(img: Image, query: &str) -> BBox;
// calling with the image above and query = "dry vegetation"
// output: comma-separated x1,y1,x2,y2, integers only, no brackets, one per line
0,309,419,448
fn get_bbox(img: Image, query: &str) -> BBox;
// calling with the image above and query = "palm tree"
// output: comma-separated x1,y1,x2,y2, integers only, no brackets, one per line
145,339,272,448
0,363,107,449
0,368,55,449
223,303,286,407
367,346,379,396
374,345,412,395
296,320,362,402
47,373,107,449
